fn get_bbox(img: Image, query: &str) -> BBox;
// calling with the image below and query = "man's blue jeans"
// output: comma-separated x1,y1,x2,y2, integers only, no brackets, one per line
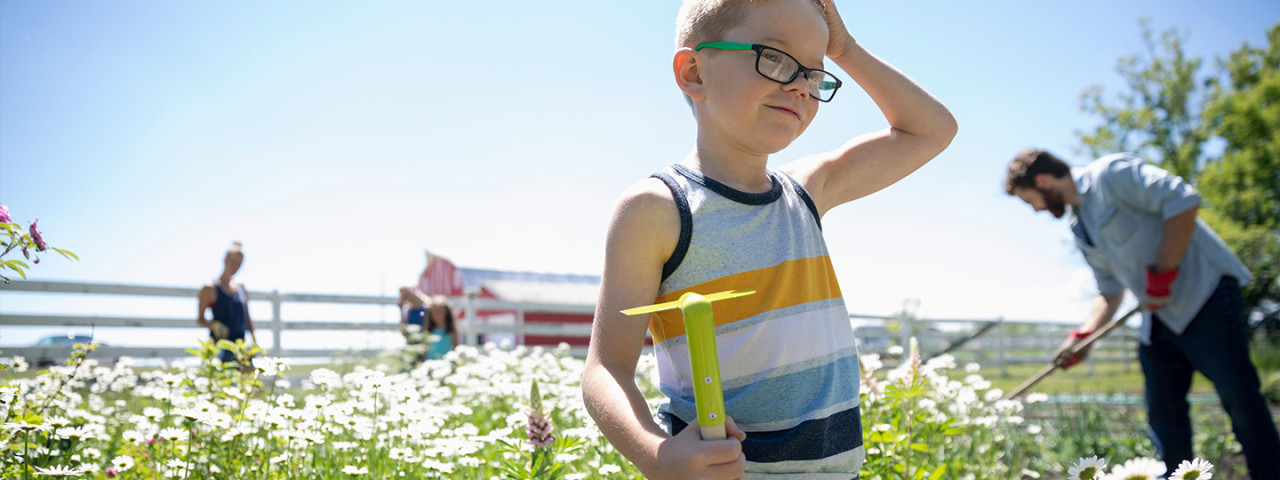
1140,276,1280,479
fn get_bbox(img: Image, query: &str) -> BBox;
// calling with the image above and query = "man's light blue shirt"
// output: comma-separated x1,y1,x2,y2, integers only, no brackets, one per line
1070,153,1252,344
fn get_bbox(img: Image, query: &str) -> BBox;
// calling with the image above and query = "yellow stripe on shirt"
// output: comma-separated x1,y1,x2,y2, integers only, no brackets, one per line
647,256,843,343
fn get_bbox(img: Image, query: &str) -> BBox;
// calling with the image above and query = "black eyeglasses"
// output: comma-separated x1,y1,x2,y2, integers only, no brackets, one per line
695,42,842,102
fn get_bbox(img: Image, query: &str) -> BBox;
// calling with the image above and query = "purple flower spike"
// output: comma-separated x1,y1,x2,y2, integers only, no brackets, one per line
526,410,555,448
29,219,48,251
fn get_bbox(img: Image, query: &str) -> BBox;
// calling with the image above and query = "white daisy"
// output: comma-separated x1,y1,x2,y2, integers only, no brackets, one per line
1170,458,1213,480
1068,455,1108,480
111,455,135,472
158,427,188,441
341,465,368,476
1105,457,1166,480
33,464,84,476
598,464,622,475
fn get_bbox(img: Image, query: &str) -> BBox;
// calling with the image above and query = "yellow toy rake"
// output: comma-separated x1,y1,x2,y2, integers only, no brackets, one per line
622,289,755,440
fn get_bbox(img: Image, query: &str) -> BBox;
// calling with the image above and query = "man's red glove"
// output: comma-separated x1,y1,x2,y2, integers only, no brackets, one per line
1145,267,1179,310
1058,329,1092,370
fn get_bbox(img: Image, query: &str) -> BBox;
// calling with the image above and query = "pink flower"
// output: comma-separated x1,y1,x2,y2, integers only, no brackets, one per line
105,467,119,477
526,409,555,448
525,379,555,448
29,219,47,251
0,205,10,224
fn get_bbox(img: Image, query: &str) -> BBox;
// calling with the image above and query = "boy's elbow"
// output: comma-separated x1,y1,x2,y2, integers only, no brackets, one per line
924,111,958,154
936,109,958,145
580,366,607,418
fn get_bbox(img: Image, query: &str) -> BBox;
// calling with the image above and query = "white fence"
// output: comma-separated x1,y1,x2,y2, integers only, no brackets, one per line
0,280,1138,375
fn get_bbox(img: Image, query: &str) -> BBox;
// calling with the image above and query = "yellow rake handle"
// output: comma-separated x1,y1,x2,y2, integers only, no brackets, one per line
622,289,754,440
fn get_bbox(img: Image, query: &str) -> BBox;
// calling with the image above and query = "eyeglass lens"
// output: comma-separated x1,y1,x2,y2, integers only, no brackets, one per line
756,47,837,101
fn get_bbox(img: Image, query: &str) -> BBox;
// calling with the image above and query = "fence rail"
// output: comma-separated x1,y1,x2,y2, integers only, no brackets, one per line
1,280,1138,374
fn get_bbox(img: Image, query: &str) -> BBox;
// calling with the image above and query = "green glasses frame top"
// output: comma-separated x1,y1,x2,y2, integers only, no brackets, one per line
695,41,843,102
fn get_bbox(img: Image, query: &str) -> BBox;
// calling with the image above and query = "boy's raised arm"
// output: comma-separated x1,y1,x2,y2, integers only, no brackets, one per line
785,0,957,215
582,179,747,479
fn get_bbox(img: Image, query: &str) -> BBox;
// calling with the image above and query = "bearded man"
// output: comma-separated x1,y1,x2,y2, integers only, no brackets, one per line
1004,149,1278,479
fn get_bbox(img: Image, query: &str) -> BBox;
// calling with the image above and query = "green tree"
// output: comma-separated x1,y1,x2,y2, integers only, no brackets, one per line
1077,20,1280,319
1200,24,1280,319
1076,19,1211,181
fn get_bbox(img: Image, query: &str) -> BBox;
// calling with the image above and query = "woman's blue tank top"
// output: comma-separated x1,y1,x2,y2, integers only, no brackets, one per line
212,283,248,340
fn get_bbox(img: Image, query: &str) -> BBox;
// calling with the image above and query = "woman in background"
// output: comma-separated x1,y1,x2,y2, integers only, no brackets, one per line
197,241,255,365
397,286,430,342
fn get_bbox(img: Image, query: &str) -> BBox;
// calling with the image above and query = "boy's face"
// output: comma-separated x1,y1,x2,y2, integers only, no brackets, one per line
695,0,829,155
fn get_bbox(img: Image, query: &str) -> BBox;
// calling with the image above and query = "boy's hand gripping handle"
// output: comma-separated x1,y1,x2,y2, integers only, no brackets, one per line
621,289,754,441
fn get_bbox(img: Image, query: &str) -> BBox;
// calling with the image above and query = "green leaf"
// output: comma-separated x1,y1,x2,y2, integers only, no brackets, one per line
22,411,43,424
929,465,948,480
869,431,895,443
909,443,929,452
51,248,78,261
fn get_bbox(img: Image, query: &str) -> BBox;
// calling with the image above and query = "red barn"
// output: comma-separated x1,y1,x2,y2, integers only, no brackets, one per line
417,252,599,347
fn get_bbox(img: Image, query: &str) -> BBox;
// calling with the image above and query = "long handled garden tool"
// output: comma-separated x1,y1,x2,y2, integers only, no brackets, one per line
622,289,755,441
924,321,999,361
1002,306,1143,400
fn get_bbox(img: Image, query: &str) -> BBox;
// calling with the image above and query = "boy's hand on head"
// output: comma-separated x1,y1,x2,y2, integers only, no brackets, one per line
819,0,855,60
652,416,747,479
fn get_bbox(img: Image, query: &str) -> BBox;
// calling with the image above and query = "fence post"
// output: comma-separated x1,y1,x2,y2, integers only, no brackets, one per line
996,316,1007,378
464,290,477,346
1085,341,1096,374
1123,331,1132,374
899,311,912,355
517,309,526,347
271,289,283,357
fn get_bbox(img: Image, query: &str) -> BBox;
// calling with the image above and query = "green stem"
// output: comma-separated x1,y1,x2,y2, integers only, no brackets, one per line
184,420,195,480
903,374,914,480
23,430,31,480
370,386,379,475
226,370,259,478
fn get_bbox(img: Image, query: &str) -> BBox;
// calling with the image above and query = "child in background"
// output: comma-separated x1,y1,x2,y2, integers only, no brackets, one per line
582,0,956,478
425,295,459,360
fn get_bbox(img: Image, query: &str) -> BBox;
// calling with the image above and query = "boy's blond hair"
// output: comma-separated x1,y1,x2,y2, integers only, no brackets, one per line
675,0,825,49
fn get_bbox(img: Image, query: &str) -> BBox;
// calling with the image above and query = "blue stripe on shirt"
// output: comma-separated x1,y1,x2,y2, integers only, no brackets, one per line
664,405,864,463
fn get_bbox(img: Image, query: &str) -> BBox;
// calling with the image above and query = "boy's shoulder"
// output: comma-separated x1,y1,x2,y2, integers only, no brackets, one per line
617,175,675,210
604,174,683,262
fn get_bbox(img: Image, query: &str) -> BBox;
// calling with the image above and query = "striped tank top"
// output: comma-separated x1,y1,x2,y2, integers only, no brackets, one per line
650,164,864,479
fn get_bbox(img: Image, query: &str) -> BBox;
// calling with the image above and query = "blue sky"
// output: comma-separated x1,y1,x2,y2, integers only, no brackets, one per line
2,0,1277,348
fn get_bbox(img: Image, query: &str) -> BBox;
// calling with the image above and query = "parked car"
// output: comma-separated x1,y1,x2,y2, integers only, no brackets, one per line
29,334,108,367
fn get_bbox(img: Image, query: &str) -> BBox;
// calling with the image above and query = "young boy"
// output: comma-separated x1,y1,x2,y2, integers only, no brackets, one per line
582,0,956,478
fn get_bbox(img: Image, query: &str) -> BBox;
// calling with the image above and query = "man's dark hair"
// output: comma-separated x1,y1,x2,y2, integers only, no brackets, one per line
1005,148,1071,195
